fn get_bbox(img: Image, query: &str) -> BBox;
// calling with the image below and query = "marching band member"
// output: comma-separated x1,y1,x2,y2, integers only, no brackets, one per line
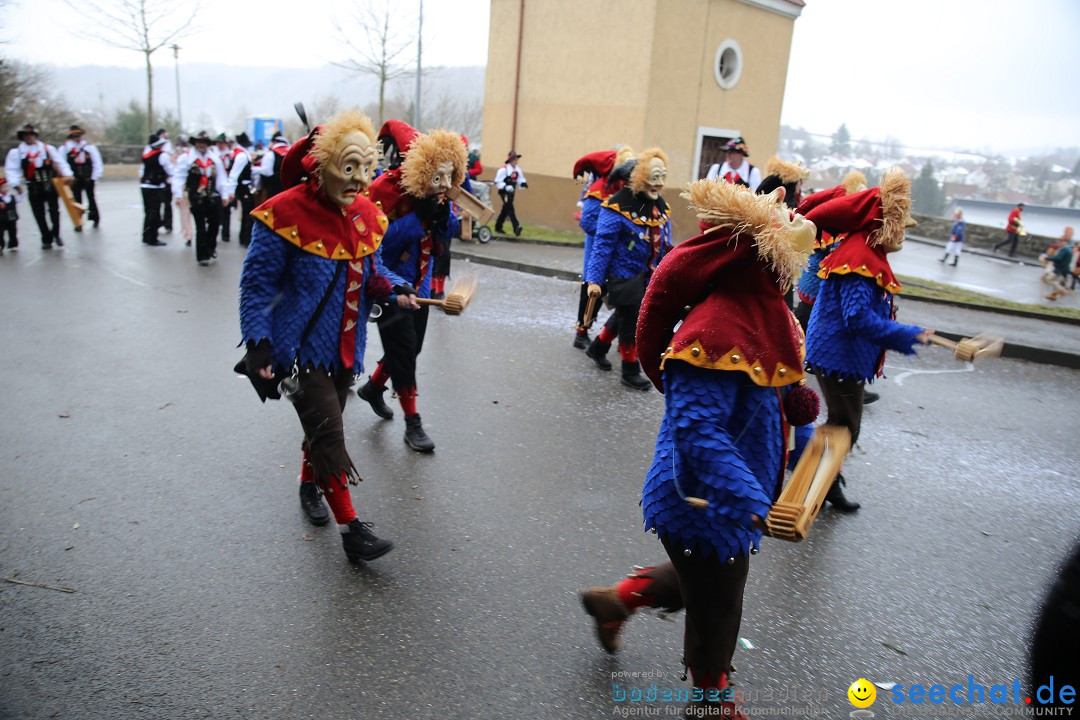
139,133,173,246
705,136,761,192
253,131,290,200
61,125,103,231
172,131,227,266
4,124,73,249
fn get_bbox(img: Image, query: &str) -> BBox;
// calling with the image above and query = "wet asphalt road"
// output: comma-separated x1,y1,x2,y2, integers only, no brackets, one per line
1,183,1078,719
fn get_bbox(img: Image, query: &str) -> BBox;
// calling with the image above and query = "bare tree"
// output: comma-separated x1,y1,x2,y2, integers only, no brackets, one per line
331,0,417,126
64,0,198,134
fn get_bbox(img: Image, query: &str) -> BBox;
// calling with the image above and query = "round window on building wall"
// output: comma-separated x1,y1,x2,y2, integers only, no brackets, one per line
714,39,743,90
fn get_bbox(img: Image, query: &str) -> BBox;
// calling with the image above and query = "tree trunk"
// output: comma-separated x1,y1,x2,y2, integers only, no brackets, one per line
377,70,385,127
145,51,154,134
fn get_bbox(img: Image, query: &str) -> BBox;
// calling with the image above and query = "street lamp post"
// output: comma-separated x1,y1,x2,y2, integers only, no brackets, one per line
171,43,182,131
413,0,422,129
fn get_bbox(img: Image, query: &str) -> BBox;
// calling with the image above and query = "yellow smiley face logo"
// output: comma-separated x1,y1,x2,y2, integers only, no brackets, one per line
848,678,876,708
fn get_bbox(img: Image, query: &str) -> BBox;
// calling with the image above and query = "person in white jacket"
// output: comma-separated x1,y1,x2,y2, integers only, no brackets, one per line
172,131,227,266
493,150,527,236
705,136,761,192
60,125,104,231
140,133,173,246
4,124,73,249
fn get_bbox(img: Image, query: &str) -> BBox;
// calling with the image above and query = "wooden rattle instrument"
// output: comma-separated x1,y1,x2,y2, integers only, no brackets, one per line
416,273,478,316
926,333,1004,362
765,424,852,541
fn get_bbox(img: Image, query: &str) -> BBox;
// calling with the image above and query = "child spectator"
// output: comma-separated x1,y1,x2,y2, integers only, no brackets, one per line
0,177,19,254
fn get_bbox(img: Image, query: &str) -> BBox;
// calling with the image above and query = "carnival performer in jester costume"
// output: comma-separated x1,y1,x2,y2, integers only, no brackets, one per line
802,168,935,509
793,170,867,332
238,109,416,563
625,179,818,718
583,148,672,391
355,125,466,453
571,146,635,350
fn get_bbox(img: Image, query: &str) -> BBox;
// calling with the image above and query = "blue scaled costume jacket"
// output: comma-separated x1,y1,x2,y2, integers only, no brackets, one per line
804,238,922,382
579,193,603,274
239,183,396,375
635,215,809,560
367,172,460,299
584,187,672,287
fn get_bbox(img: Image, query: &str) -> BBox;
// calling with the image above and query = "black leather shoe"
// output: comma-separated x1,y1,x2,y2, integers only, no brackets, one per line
53,235,63,247
299,482,330,526
863,390,880,405
145,240,167,247
357,381,394,419
825,474,860,512
341,519,393,562
573,330,590,350
74,226,83,233
404,414,435,453
586,338,613,371
620,361,651,391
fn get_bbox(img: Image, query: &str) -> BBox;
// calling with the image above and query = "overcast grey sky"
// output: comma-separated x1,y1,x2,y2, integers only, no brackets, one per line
3,0,1076,154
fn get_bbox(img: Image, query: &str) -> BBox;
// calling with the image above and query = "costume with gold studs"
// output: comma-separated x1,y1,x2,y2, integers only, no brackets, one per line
238,110,397,562
356,124,465,453
571,147,634,348
583,148,672,390
631,181,814,716
793,170,866,330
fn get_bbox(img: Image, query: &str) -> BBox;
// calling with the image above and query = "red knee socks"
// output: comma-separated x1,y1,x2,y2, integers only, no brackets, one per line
615,573,659,610
299,451,315,485
618,343,638,363
598,325,617,344
370,362,390,389
320,471,357,525
398,386,418,417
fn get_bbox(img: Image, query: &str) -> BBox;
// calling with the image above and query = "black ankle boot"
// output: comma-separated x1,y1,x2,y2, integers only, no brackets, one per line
825,473,860,512
620,361,651,391
341,519,393,562
586,338,612,371
357,381,393,419
863,390,880,405
299,482,330,526
573,329,590,350
404,414,435,453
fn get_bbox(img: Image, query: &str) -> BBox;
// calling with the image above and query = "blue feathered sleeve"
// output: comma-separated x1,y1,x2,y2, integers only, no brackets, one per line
238,221,287,346
840,277,922,354
584,205,621,285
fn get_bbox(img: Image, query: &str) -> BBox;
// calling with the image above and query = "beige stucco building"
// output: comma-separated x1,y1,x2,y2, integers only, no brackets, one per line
480,0,803,237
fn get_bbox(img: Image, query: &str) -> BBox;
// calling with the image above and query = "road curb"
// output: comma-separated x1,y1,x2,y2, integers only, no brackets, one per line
453,248,1080,370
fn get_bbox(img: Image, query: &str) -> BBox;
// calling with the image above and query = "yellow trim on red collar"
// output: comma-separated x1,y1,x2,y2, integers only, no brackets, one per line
254,207,386,260
817,262,903,294
603,201,670,228
660,342,805,388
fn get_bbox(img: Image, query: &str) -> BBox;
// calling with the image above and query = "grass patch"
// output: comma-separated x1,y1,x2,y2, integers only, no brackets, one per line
897,274,1080,320
517,224,583,245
